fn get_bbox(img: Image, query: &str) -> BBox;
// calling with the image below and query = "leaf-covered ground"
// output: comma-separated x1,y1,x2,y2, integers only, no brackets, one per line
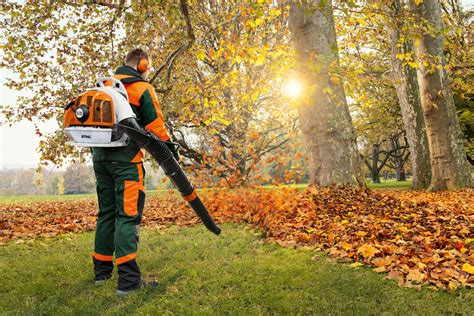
0,187,472,290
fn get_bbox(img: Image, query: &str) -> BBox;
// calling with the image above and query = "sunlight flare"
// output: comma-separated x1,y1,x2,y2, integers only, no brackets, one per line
283,78,303,99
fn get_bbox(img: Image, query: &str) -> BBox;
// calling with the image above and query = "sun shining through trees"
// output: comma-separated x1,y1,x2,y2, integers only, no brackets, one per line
283,78,303,99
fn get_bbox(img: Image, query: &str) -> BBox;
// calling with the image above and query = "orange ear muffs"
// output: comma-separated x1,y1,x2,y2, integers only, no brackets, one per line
137,58,149,73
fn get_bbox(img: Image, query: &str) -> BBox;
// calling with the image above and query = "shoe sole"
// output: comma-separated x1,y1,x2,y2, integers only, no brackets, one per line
94,276,112,286
116,281,158,296
116,289,138,296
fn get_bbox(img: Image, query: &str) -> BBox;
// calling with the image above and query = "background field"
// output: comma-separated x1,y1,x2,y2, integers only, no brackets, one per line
0,179,412,204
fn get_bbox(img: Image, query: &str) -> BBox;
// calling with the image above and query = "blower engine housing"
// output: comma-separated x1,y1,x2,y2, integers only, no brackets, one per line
63,77,135,147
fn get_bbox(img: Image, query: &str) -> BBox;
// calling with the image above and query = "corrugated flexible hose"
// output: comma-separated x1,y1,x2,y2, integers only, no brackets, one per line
118,118,221,235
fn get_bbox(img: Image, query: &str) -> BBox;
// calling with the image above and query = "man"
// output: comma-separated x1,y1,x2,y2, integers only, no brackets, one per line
91,48,179,295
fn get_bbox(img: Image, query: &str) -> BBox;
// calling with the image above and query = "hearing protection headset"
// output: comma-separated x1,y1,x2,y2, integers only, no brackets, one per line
137,57,149,73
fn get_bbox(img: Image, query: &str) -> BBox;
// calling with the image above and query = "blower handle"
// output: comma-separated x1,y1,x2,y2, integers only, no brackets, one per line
95,77,129,101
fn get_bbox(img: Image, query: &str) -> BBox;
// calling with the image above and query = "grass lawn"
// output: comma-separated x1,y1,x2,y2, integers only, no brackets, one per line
1,224,472,315
0,192,96,204
365,179,412,189
0,190,161,205
263,179,412,191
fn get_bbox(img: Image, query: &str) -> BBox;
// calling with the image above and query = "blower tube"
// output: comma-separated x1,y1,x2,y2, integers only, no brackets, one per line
118,118,221,235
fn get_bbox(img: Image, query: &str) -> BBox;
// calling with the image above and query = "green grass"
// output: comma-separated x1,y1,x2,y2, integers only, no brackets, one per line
1,224,472,315
0,190,161,205
262,179,412,191
0,193,96,204
365,179,412,189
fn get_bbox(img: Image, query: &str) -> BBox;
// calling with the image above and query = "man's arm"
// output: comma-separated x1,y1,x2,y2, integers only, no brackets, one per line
138,85,180,161
137,85,170,141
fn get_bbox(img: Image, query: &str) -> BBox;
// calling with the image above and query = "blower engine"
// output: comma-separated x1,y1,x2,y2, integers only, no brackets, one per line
63,77,221,235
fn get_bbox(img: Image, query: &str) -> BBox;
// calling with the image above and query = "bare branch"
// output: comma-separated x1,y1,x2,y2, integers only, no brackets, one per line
149,0,195,87
63,0,123,9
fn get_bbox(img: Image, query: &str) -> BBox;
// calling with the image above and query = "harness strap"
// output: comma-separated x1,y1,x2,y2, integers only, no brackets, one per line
65,100,75,110
119,77,147,84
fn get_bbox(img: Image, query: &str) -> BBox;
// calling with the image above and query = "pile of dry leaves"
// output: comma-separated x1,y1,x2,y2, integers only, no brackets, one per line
0,186,472,290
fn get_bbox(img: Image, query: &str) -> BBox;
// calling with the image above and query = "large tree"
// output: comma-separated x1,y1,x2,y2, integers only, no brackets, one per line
439,0,474,164
289,0,361,186
409,0,472,190
160,2,297,187
387,0,431,189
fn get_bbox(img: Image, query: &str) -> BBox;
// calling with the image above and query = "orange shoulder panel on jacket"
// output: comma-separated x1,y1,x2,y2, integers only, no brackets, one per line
124,82,150,107
110,75,148,107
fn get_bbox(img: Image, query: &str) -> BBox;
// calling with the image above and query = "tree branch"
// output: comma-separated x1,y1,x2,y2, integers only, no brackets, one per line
377,145,408,173
63,0,123,9
149,0,195,87
359,153,372,170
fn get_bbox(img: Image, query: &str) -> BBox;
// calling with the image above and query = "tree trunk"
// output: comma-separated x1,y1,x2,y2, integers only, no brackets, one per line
389,134,408,182
387,0,431,189
289,0,361,186
409,0,472,190
372,171,381,184
371,144,381,183
396,170,406,181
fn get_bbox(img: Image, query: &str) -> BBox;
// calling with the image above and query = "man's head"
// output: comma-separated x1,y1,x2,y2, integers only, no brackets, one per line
124,48,151,79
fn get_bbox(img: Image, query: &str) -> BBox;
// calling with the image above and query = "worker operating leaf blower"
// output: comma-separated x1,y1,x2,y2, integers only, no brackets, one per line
63,49,220,296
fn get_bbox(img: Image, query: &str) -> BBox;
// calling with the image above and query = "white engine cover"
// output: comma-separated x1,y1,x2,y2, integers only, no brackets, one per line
65,126,129,147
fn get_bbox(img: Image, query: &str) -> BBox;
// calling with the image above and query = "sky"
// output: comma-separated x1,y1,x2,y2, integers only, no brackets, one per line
1,0,473,170
0,69,57,169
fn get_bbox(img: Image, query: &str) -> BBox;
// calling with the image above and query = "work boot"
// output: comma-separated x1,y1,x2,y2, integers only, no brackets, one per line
116,279,159,296
94,273,113,285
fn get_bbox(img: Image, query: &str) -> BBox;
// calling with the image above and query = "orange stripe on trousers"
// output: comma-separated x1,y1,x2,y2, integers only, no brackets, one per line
116,253,137,265
93,252,114,261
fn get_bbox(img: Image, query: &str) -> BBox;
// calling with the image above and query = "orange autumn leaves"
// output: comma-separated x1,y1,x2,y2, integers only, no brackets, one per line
221,186,472,290
0,186,472,290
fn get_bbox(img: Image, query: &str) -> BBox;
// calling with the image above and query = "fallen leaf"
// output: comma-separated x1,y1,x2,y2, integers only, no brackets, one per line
374,266,387,273
357,244,377,259
462,263,474,274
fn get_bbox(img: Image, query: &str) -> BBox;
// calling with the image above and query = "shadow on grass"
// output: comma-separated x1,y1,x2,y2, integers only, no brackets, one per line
92,269,186,314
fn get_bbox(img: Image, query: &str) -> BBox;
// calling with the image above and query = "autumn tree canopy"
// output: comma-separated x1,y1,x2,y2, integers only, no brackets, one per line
1,0,472,189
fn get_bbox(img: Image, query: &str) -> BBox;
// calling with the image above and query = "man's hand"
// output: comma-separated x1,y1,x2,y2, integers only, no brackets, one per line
165,141,181,162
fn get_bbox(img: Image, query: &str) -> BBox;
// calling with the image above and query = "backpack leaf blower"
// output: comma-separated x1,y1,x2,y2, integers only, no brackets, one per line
63,77,221,235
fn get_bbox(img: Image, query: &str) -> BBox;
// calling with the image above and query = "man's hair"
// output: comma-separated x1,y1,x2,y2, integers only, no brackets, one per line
124,48,148,67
